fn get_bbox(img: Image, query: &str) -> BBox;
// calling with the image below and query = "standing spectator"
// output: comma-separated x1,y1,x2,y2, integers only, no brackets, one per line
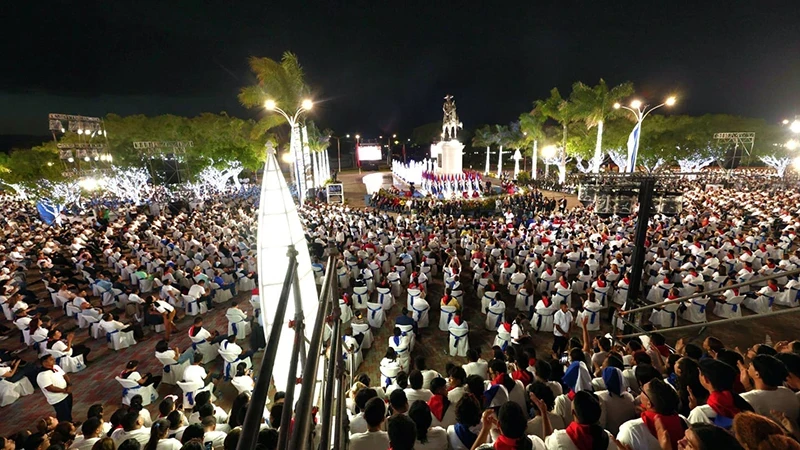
36,354,73,422
553,301,572,356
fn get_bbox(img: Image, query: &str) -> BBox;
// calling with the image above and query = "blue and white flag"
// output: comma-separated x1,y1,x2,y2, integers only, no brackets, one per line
36,199,63,226
626,121,642,171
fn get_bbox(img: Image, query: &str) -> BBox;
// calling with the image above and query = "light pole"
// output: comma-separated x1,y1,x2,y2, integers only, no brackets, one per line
329,134,350,173
264,99,313,204
614,96,676,172
355,134,361,173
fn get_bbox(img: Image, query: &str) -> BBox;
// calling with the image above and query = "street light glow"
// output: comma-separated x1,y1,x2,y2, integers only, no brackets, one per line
301,99,313,110
787,139,799,151
392,134,397,138
791,120,800,134
264,99,276,110
541,145,557,159
665,96,677,106
613,103,621,109
783,119,790,125
355,134,360,139
281,152,294,163
346,134,350,138
630,100,642,109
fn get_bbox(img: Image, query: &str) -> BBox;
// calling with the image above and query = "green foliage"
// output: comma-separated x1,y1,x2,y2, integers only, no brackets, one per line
569,79,634,129
238,52,311,139
411,121,443,145
0,141,63,188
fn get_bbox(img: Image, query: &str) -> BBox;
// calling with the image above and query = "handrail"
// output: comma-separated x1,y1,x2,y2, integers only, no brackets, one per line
276,257,306,449
236,247,298,450
290,250,338,450
319,270,342,450
618,267,800,316
616,305,800,339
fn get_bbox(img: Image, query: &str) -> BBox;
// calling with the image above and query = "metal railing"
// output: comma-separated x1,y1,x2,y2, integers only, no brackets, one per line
290,251,338,449
236,247,298,450
612,267,800,339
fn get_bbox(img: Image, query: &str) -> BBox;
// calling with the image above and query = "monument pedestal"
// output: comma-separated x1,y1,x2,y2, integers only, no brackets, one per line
431,140,464,175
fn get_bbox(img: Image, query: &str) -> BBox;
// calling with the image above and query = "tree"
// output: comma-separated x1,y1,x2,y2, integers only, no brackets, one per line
519,109,547,179
607,148,629,172
570,79,634,172
472,125,494,175
536,88,578,183
760,155,792,178
238,52,311,139
493,124,511,177
102,167,150,204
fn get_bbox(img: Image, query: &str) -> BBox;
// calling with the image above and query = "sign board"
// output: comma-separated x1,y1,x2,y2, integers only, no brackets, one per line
326,183,344,204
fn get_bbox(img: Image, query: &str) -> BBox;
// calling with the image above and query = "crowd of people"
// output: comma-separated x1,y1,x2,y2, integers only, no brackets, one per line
2,165,800,450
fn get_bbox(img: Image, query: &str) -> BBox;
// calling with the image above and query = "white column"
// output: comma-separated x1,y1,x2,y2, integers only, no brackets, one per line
531,140,538,179
496,146,503,178
257,142,318,391
484,147,490,175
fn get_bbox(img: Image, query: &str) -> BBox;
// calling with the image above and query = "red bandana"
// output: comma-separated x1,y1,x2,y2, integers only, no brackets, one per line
565,422,594,450
502,322,512,333
597,279,606,288
541,296,551,308
493,435,521,450
492,373,506,386
706,391,740,419
560,280,569,289
453,316,462,325
567,389,576,401
428,394,446,421
641,411,684,450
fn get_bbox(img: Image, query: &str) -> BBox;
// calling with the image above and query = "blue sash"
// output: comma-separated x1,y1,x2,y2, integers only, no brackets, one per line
692,301,706,313
106,330,119,343
368,304,382,320
454,423,478,448
122,383,140,398
535,311,555,330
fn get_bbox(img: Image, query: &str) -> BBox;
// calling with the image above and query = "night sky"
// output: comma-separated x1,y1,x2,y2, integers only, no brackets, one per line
2,1,799,140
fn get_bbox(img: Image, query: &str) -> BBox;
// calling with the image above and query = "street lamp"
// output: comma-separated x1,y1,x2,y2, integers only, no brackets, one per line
264,98,313,204
329,134,355,172
787,139,799,151
614,95,677,172
791,120,800,134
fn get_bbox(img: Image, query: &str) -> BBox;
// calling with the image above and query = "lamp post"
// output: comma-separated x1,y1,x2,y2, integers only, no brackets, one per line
329,134,353,173
264,99,313,204
355,134,361,173
614,96,676,173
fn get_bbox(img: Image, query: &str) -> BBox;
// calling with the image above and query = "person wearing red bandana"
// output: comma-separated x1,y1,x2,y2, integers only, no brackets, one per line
687,359,753,428
471,402,541,450
617,378,685,450
539,390,615,450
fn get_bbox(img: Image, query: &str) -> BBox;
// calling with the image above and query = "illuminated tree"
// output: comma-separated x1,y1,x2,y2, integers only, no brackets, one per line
102,167,150,204
760,155,792,178
570,79,634,173
575,155,603,174
607,148,629,173
676,156,716,173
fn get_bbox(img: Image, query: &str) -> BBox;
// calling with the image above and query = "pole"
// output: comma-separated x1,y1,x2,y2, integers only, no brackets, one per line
289,252,337,450
276,314,303,449
623,177,655,330
318,277,342,450
235,248,298,450
337,137,341,172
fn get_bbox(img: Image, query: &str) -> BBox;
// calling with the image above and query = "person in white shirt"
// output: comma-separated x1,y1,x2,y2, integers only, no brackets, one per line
552,301,572,356
143,419,182,450
111,412,151,447
415,356,441,390
405,370,433,403
350,397,390,450
349,388,380,435
408,401,449,450
463,349,489,380
525,381,566,440
70,417,104,450
37,354,74,422
447,367,467,404
739,354,800,423
201,416,227,450
534,390,615,450
595,367,637,435
617,378,686,450
188,280,211,310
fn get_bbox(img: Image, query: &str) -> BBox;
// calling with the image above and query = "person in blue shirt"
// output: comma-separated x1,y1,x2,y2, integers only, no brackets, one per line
395,307,418,336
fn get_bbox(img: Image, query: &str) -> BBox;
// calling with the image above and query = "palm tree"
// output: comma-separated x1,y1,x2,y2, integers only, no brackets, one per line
570,79,634,172
535,88,577,183
238,52,311,139
493,124,511,178
519,109,547,179
472,125,494,175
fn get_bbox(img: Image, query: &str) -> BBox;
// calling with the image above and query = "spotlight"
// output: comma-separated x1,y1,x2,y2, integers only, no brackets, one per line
68,157,74,163
84,156,90,162
94,156,99,161
77,129,84,135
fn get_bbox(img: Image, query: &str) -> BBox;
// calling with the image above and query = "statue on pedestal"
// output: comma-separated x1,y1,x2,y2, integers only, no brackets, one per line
442,95,463,141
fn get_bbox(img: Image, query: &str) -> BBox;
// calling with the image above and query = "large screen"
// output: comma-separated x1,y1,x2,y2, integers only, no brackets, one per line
358,145,382,161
